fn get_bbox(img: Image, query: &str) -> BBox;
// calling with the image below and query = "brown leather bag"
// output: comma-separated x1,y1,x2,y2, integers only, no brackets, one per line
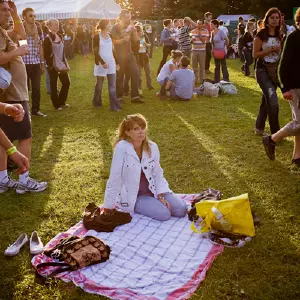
83,202,132,232
36,235,110,277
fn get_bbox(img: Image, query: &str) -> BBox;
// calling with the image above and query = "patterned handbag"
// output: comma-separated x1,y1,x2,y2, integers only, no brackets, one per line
36,236,111,277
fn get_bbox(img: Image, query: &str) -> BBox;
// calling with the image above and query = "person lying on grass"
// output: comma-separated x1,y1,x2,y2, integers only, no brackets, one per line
103,113,187,221
164,56,195,101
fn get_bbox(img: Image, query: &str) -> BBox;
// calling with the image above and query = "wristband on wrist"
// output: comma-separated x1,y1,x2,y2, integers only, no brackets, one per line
14,19,22,25
4,104,10,116
7,146,17,156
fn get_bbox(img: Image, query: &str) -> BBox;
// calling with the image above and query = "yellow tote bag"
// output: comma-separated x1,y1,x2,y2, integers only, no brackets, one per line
191,193,255,237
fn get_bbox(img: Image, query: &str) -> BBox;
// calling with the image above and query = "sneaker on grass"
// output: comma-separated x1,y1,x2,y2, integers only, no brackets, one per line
16,177,47,194
0,176,18,193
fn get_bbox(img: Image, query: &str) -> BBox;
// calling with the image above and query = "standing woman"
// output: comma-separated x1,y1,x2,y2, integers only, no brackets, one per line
253,8,282,136
44,19,70,111
210,19,229,83
241,21,255,76
92,19,121,111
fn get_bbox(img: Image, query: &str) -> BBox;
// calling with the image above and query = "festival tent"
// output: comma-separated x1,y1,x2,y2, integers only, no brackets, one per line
14,0,121,20
217,14,255,24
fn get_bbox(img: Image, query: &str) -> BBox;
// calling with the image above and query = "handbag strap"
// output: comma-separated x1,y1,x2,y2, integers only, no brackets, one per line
36,262,71,278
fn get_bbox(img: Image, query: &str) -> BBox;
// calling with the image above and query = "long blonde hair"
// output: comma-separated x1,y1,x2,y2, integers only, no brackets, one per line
114,114,151,155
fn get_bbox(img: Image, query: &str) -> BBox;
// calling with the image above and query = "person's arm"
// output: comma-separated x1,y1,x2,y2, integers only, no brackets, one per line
169,63,176,73
103,143,125,209
0,129,29,174
43,36,52,68
160,29,170,43
39,40,45,74
0,44,29,65
186,17,197,29
93,34,106,66
278,34,294,95
7,1,26,40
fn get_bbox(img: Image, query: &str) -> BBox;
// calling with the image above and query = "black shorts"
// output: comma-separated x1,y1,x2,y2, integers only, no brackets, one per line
0,101,32,141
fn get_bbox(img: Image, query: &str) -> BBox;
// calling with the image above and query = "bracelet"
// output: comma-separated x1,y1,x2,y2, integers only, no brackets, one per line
3,104,10,116
14,19,22,25
7,146,17,156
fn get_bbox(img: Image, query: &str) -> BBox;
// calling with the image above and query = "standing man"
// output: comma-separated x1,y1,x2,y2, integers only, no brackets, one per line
22,7,46,117
178,17,197,58
111,9,143,103
204,12,212,74
0,0,47,193
191,20,209,84
237,16,245,61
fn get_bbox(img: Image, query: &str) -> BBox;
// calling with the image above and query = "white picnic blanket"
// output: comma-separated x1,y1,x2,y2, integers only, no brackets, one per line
32,195,223,300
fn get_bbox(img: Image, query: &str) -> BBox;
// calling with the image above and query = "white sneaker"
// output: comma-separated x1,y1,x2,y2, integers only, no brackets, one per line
4,233,28,256
0,176,18,193
16,177,47,194
30,231,44,255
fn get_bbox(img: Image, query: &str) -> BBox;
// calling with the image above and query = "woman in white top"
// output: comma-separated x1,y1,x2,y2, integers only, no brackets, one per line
92,19,121,111
156,50,182,97
103,114,187,221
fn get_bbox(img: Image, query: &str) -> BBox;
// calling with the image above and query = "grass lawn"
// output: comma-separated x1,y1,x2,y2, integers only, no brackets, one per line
0,47,300,300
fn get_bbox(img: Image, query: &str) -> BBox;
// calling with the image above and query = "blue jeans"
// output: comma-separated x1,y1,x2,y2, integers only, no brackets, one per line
93,74,121,110
134,193,187,221
255,68,280,134
214,58,229,82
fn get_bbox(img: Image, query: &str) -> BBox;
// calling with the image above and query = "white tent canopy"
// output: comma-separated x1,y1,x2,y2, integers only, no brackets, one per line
217,14,255,22
14,0,121,20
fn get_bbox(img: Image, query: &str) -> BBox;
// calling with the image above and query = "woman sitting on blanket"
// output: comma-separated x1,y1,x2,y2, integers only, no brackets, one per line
103,114,187,221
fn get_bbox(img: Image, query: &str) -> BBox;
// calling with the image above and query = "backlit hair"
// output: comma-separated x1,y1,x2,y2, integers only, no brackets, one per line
260,7,282,41
170,50,183,59
22,7,34,19
47,19,59,28
114,114,151,155
295,7,300,27
97,19,109,30
246,21,255,33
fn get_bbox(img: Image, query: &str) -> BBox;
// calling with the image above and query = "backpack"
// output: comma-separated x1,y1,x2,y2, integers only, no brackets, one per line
36,235,111,277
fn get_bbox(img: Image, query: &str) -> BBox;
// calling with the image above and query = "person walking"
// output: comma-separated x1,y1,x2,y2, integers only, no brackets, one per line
44,19,70,111
92,19,121,111
262,8,300,164
241,21,255,76
253,8,282,136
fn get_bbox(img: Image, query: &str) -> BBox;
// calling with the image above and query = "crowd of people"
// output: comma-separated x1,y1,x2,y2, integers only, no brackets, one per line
0,0,299,216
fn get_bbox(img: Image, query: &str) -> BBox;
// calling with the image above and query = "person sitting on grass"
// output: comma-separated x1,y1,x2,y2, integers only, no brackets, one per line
164,56,195,101
103,114,187,221
156,50,183,97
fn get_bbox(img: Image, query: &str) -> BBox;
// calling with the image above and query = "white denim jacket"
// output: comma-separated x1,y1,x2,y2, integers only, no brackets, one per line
103,140,171,212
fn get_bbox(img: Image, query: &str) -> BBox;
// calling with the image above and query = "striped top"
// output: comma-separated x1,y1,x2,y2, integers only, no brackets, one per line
178,26,192,51
191,28,209,51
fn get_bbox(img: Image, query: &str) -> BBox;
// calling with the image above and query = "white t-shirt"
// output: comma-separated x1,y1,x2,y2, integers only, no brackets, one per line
262,37,281,63
157,59,176,82
219,25,229,37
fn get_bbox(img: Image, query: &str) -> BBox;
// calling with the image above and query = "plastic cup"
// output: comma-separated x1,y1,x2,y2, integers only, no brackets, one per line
193,92,197,99
19,40,28,46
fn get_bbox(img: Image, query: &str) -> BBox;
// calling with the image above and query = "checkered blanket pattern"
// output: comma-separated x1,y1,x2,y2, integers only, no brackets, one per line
32,194,223,300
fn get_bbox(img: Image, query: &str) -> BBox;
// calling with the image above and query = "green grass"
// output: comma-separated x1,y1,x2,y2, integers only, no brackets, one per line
1,48,300,300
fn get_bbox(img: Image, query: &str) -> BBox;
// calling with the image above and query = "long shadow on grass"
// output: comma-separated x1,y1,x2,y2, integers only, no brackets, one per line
168,106,300,300
0,123,65,299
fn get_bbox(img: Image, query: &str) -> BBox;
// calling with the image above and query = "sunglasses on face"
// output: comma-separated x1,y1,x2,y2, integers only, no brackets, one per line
28,14,36,18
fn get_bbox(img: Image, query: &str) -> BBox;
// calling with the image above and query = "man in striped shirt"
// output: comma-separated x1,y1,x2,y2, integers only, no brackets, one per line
178,17,197,58
22,8,46,117
191,20,209,84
